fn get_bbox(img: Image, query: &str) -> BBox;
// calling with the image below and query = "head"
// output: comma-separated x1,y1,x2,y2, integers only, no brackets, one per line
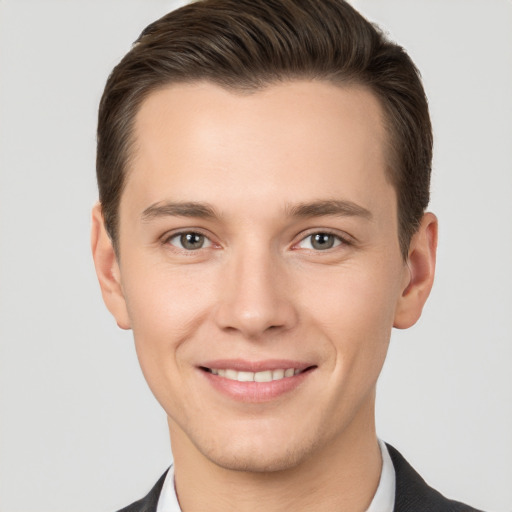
92,0,437,475
97,0,432,260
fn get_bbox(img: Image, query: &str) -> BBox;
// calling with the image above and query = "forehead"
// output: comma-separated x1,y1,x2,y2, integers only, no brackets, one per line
123,80,393,221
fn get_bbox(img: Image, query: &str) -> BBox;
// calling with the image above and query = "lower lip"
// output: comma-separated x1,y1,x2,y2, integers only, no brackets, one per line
201,369,313,403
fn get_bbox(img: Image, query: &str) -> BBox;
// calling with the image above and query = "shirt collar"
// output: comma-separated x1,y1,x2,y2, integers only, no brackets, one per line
366,439,396,512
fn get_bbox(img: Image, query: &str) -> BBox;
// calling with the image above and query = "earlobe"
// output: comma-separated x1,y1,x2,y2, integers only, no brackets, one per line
90,203,131,330
393,212,438,329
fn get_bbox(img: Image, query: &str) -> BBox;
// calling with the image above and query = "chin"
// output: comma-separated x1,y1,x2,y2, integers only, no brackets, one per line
206,447,309,473
196,429,321,473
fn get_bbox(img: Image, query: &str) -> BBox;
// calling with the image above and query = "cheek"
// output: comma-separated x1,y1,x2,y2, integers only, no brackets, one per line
298,259,402,369
303,259,400,322
120,261,222,419
124,258,212,325
121,260,216,372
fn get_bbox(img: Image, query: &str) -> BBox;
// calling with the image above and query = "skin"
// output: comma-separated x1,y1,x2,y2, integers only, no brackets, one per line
92,80,437,511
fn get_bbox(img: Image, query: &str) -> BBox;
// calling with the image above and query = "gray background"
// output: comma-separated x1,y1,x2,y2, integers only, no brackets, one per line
0,1,511,511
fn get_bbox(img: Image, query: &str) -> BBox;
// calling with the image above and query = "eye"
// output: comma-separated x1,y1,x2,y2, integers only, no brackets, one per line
167,232,212,250
297,232,343,251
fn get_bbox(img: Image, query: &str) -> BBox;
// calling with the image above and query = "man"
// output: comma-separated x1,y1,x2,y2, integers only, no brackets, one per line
91,0,482,510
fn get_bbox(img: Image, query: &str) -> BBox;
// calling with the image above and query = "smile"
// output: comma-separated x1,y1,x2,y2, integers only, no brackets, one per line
205,368,302,382
199,361,316,402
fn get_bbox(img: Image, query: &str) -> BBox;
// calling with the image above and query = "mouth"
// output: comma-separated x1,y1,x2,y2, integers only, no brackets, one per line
198,360,317,402
200,366,313,382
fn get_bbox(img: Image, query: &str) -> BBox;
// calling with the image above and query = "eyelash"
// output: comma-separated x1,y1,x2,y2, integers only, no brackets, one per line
163,230,214,251
292,230,352,252
162,229,352,252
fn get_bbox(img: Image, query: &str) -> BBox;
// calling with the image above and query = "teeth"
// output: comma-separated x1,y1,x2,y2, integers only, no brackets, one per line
210,367,301,382
237,371,254,382
272,369,284,380
225,369,237,380
254,370,272,382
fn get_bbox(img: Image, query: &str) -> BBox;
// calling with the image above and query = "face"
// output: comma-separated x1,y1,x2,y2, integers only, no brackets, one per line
101,81,416,472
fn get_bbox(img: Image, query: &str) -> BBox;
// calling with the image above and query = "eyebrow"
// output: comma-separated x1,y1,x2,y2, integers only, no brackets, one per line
140,199,372,222
141,201,218,221
285,199,372,220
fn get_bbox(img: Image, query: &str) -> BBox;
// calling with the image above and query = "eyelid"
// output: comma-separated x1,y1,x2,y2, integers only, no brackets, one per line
159,227,354,251
292,229,354,250
161,228,218,249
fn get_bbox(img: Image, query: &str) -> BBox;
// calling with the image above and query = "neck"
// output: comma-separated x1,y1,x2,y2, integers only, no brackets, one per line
169,395,382,512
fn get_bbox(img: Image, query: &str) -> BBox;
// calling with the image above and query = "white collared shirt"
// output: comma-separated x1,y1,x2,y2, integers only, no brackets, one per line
157,439,395,512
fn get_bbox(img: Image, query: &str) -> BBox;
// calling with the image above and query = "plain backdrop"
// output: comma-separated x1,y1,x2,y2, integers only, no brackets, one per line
0,1,511,511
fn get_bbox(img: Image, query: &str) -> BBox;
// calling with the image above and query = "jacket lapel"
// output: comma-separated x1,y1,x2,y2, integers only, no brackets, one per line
117,469,169,512
387,443,482,512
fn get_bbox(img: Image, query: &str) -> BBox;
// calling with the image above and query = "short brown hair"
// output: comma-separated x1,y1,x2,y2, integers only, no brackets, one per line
97,0,432,258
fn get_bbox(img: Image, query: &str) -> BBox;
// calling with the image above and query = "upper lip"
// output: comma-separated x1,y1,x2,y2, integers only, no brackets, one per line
200,359,315,372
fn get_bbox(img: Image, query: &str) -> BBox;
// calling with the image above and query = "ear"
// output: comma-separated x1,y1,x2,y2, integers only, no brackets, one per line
394,212,438,329
90,203,131,330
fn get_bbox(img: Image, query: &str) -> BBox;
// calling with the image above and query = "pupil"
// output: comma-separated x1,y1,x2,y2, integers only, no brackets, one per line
181,233,204,249
312,233,334,250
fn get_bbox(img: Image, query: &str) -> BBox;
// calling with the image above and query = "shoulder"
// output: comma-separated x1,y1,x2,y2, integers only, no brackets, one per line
116,469,169,512
387,443,484,512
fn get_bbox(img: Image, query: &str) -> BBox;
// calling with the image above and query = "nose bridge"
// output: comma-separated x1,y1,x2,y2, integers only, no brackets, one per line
214,241,297,337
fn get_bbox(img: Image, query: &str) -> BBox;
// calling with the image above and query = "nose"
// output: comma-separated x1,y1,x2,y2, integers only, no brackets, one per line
213,247,298,339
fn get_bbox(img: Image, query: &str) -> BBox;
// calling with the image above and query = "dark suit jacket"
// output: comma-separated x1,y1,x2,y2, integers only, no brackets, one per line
117,443,483,511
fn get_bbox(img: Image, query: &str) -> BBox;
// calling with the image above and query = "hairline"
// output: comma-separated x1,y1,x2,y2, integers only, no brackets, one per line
109,76,408,259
